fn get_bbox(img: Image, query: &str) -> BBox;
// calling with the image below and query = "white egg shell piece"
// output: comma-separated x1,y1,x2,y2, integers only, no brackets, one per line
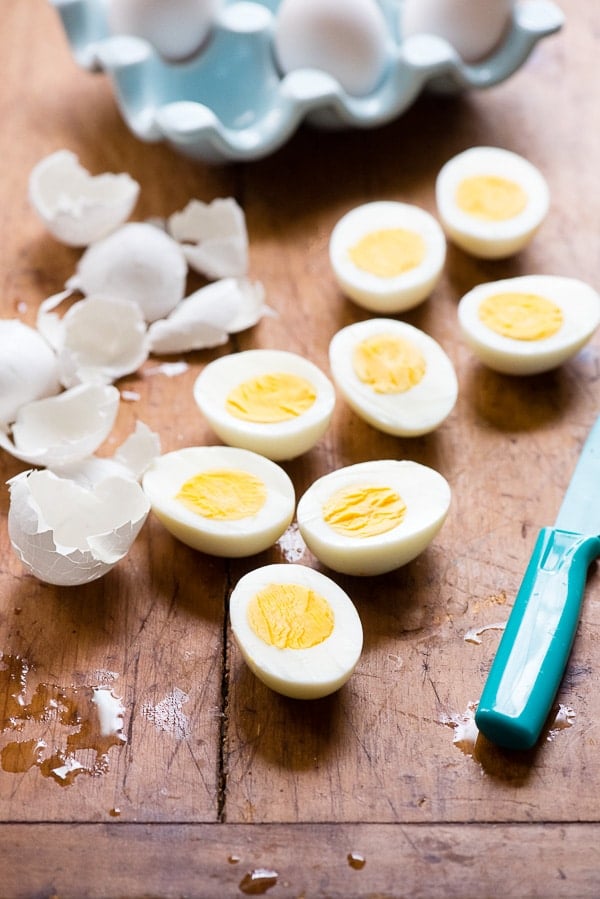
0,320,60,425
329,318,458,436
274,0,391,97
167,198,249,279
106,0,223,61
0,383,120,468
8,469,150,586
56,422,161,488
229,563,363,699
401,0,514,63
457,275,600,375
296,460,451,576
193,349,336,461
329,201,446,313
142,445,295,557
67,222,188,323
435,146,550,259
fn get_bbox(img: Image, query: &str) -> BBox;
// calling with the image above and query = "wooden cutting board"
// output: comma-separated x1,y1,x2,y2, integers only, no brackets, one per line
2,2,599,896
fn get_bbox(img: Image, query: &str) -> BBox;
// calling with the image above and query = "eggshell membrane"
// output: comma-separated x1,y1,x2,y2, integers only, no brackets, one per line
193,349,336,461
229,563,363,699
142,445,295,556
297,460,451,576
8,469,150,586
435,146,550,259
329,318,458,436
167,198,249,278
329,201,446,313
28,149,140,247
0,320,61,425
401,0,514,63
457,275,600,375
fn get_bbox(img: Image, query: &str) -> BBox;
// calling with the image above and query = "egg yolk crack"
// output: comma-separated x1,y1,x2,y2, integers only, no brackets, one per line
225,372,317,423
478,292,563,341
323,484,406,538
349,227,425,278
353,333,427,393
176,469,267,520
247,583,334,650
456,175,527,221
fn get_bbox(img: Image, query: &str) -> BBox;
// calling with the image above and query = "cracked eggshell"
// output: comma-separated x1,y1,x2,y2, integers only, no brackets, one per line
0,383,120,469
53,421,161,487
29,150,140,247
67,223,188,323
167,198,248,279
8,468,150,586
0,320,61,425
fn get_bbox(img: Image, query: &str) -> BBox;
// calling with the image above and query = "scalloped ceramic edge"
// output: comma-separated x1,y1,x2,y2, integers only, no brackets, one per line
51,0,564,164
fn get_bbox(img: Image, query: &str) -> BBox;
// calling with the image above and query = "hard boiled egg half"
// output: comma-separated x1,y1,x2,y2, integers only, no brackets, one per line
142,446,295,556
329,201,446,313
435,146,549,258
329,318,458,436
458,275,600,375
193,349,335,461
229,563,363,699
297,460,451,576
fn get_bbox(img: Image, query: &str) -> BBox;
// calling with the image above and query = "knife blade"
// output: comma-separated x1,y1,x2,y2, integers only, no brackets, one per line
475,415,600,750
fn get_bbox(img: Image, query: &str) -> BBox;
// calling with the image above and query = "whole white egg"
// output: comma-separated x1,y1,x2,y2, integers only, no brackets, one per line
229,563,363,699
457,275,600,375
401,0,514,63
106,0,222,61
435,146,549,258
142,446,295,557
273,0,390,97
329,201,446,313
193,349,336,461
297,460,451,576
329,318,458,436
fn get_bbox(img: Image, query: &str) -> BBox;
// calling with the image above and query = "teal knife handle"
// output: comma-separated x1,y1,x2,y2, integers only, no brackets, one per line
475,527,600,750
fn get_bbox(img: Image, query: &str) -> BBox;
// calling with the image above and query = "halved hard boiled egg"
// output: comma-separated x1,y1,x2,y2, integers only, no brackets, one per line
229,563,363,698
296,460,451,576
435,146,549,258
193,349,336,461
329,318,458,436
142,446,295,556
457,275,600,375
329,201,446,313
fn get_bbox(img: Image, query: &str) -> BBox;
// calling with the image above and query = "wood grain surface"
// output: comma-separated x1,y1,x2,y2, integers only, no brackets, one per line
2,1,600,897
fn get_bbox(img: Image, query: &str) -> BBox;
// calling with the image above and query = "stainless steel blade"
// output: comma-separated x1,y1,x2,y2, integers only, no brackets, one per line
554,415,600,536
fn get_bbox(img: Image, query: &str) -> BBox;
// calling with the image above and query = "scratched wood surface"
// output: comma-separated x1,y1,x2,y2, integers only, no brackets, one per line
2,1,600,896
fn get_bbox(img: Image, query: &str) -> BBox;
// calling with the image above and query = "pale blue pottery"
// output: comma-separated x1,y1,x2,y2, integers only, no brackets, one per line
51,0,564,164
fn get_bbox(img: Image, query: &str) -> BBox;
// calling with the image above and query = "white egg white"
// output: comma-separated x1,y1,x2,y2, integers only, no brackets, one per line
435,146,549,258
457,275,600,375
193,349,336,461
329,201,446,313
329,318,458,436
142,445,295,556
229,563,363,699
297,460,451,576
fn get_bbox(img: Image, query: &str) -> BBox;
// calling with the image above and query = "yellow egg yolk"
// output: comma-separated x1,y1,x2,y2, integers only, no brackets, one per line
225,372,317,423
348,228,426,278
478,292,564,340
456,175,527,221
176,468,267,520
247,582,334,649
323,484,406,538
352,333,427,393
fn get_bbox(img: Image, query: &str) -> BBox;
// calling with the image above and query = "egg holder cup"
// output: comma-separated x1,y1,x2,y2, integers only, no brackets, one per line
51,0,563,164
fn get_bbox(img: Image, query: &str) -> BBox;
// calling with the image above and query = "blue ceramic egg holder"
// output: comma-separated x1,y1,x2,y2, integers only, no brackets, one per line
51,0,564,164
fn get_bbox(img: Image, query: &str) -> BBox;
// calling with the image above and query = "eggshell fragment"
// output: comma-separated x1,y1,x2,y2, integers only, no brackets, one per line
8,468,150,586
0,384,120,468
67,223,188,323
29,150,140,247
55,421,161,486
167,198,248,279
0,320,61,425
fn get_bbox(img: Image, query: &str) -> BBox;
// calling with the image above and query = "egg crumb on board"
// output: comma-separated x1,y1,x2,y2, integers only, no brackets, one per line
329,318,458,436
193,349,336,461
457,274,600,375
435,146,550,258
329,201,446,312
142,446,295,556
229,563,363,699
297,460,451,576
